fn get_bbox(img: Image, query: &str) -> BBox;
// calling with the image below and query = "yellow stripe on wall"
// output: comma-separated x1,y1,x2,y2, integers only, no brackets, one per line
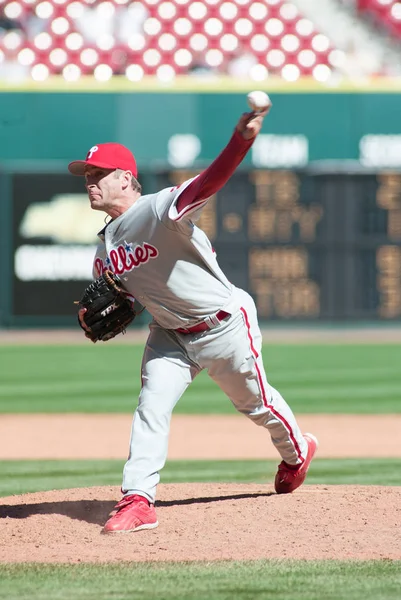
1,75,401,93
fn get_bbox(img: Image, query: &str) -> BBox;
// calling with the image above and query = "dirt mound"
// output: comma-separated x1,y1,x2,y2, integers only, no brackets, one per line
1,484,400,563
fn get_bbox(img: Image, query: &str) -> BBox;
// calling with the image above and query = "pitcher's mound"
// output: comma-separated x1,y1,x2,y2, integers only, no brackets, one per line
1,483,400,563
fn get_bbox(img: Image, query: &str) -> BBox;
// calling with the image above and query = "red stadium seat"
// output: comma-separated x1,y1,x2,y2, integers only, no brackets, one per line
357,0,401,38
0,0,347,80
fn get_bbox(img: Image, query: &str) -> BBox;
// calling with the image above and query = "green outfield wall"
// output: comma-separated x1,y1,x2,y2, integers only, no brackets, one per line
0,88,401,167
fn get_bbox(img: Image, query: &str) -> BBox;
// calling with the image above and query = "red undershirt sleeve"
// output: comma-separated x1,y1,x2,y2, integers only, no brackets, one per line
175,129,254,215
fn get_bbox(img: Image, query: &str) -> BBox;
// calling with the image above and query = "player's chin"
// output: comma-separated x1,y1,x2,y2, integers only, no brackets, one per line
88,196,103,210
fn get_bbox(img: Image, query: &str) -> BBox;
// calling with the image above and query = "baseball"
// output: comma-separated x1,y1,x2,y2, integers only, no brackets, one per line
247,90,271,113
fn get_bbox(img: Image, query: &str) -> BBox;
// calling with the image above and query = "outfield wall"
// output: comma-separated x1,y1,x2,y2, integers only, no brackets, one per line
1,83,401,167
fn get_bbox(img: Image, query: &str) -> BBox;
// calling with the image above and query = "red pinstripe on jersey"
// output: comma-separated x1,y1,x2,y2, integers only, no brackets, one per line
240,306,304,462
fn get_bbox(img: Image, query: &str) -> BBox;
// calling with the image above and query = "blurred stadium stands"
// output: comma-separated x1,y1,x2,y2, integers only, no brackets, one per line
0,0,400,83
358,0,401,38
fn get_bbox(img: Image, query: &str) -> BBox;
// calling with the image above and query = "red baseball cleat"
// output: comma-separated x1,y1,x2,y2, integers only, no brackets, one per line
103,494,158,533
274,433,318,494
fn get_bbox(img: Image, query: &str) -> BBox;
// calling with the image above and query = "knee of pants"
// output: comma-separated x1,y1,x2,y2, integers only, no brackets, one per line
237,398,278,426
244,410,271,427
136,402,172,430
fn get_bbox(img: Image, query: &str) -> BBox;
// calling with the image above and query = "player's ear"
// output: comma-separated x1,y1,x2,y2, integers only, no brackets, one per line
122,170,132,190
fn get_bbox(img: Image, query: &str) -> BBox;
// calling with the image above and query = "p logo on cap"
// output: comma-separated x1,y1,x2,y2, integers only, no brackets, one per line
87,146,99,160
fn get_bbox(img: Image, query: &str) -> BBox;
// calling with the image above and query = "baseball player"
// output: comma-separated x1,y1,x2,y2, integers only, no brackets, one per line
69,101,318,533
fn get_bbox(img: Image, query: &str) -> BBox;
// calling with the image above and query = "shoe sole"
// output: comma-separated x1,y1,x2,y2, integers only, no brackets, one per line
103,521,159,534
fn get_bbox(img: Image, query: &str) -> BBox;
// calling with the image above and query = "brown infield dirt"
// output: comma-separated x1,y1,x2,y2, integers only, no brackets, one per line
1,414,401,563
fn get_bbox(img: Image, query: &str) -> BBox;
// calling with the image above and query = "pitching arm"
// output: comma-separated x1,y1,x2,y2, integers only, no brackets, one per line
173,108,270,219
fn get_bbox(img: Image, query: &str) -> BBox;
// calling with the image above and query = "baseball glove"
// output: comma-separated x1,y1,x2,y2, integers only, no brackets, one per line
77,270,137,342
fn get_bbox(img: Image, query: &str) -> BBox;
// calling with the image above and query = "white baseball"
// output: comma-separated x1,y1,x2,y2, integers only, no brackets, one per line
247,90,271,113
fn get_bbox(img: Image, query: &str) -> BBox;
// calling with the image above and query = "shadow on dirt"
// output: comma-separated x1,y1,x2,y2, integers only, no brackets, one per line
0,492,275,525
157,492,275,507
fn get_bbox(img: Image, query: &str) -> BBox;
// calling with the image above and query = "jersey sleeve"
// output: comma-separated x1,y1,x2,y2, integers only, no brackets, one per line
167,174,206,222
155,177,200,230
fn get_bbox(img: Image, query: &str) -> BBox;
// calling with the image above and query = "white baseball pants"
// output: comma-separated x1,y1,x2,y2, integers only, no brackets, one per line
122,288,307,502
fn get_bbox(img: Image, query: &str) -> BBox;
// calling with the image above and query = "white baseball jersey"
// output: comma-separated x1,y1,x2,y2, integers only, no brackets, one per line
92,179,240,329
82,130,314,507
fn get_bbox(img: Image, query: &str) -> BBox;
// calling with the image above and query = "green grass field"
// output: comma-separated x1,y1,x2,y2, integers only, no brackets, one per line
1,458,401,498
1,343,401,413
1,560,401,600
1,342,400,599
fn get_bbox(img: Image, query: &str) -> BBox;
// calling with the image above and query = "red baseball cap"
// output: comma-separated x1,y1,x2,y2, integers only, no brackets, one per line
68,143,137,177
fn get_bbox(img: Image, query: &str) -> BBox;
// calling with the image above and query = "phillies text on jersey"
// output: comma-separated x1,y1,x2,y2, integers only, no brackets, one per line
94,241,159,277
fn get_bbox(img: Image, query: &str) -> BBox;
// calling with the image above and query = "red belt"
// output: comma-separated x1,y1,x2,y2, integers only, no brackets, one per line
176,311,230,335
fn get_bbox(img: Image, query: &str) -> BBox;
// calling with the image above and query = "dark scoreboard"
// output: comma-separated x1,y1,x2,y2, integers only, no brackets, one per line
6,168,401,324
160,169,401,321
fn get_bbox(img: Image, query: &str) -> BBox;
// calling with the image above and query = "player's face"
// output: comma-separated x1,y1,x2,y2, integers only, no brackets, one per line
84,166,121,211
